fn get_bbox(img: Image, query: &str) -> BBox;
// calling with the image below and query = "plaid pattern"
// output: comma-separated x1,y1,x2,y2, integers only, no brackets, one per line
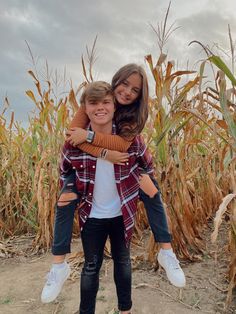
60,126,154,245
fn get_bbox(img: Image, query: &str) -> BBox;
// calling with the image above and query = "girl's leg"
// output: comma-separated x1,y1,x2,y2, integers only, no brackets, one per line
41,171,80,303
139,174,172,245
109,216,132,314
139,174,186,288
52,170,80,261
80,218,108,314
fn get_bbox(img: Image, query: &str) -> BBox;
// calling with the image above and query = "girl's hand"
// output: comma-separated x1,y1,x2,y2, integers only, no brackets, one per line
105,150,129,165
139,173,158,197
66,127,87,146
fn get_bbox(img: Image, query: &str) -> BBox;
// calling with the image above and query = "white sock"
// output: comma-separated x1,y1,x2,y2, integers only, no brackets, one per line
52,261,66,269
161,248,173,255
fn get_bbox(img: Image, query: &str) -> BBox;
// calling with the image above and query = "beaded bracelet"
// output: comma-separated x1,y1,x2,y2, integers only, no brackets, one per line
100,148,108,159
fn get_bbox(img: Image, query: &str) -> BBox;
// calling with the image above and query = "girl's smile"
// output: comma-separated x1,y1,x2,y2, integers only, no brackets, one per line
114,73,142,105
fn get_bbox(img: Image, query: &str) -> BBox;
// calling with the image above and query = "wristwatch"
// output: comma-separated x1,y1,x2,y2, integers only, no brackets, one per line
86,130,95,143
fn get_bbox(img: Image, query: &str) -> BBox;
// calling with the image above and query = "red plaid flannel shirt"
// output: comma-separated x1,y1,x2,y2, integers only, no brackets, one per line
60,125,154,245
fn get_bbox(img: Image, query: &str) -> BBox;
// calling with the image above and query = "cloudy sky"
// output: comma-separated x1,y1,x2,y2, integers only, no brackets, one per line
1,0,236,125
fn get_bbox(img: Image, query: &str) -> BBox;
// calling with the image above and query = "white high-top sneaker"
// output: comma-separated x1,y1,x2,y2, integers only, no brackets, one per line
157,249,186,288
41,261,71,303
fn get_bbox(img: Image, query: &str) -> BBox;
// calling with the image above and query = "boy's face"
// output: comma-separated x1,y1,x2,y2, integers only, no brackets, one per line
85,94,115,129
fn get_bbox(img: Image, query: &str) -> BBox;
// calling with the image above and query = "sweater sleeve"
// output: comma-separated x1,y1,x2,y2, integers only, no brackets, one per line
69,107,132,152
69,106,89,129
78,142,103,158
92,132,132,152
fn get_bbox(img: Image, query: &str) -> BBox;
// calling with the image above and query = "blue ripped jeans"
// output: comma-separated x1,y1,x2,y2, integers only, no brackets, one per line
52,170,171,255
52,170,81,255
79,216,132,314
139,177,172,243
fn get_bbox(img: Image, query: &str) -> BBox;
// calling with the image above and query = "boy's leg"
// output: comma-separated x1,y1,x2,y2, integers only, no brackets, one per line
139,174,185,288
41,171,79,303
109,216,132,313
79,218,108,314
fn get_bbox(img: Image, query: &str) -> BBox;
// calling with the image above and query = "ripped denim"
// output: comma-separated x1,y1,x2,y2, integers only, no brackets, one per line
52,170,81,255
79,216,132,314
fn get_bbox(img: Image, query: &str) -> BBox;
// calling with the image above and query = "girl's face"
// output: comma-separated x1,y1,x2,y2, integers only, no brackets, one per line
114,73,142,106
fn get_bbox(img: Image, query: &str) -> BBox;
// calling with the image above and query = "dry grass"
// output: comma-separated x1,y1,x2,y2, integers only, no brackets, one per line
0,39,235,308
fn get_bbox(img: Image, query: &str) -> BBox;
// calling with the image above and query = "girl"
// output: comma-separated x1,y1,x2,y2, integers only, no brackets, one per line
41,64,185,305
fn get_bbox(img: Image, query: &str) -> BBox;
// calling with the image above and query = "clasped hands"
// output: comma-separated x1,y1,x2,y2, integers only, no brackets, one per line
65,127,129,165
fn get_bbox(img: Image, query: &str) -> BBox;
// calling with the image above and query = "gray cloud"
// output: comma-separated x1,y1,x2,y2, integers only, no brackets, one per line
1,0,236,124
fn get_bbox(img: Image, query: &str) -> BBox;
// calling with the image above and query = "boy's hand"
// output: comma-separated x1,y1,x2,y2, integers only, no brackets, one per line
66,127,87,146
105,150,129,165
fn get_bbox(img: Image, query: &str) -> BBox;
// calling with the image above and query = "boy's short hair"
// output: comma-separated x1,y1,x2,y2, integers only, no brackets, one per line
80,81,113,105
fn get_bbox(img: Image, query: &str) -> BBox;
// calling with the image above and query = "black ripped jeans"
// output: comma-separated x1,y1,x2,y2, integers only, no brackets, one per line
79,216,132,314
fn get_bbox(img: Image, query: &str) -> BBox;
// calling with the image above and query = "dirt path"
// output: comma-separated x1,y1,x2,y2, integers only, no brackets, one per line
0,231,235,314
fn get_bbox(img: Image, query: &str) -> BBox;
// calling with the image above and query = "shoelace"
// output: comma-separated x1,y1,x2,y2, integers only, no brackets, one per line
46,269,58,286
164,254,181,270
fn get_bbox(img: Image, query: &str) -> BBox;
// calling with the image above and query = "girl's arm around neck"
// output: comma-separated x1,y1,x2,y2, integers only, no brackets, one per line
69,106,133,152
78,143,103,158
92,132,132,152
69,106,89,129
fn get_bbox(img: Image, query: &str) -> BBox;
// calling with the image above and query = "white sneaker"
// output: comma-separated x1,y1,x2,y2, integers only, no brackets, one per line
41,261,71,303
157,249,186,288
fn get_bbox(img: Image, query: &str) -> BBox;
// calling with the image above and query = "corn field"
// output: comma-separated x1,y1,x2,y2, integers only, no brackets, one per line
1,42,236,308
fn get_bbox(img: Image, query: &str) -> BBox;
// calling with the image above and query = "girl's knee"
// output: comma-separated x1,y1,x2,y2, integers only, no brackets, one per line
58,192,78,206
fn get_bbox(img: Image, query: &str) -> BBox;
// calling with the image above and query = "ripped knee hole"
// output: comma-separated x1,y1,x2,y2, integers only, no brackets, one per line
58,192,78,206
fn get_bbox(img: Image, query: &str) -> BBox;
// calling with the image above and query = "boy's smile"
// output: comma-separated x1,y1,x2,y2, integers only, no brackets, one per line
85,95,115,133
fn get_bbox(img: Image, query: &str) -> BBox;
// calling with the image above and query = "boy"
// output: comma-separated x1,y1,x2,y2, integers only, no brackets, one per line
42,81,154,313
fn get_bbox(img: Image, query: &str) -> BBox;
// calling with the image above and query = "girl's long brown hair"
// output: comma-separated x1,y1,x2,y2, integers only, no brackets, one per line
111,63,149,139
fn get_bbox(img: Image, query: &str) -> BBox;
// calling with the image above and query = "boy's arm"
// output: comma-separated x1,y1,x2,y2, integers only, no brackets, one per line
59,142,101,175
59,142,74,187
135,135,154,175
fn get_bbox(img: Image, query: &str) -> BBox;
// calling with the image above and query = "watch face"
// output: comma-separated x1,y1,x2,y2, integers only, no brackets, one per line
87,131,94,143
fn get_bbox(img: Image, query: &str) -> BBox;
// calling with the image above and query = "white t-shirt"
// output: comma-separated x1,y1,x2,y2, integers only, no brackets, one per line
89,159,122,218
